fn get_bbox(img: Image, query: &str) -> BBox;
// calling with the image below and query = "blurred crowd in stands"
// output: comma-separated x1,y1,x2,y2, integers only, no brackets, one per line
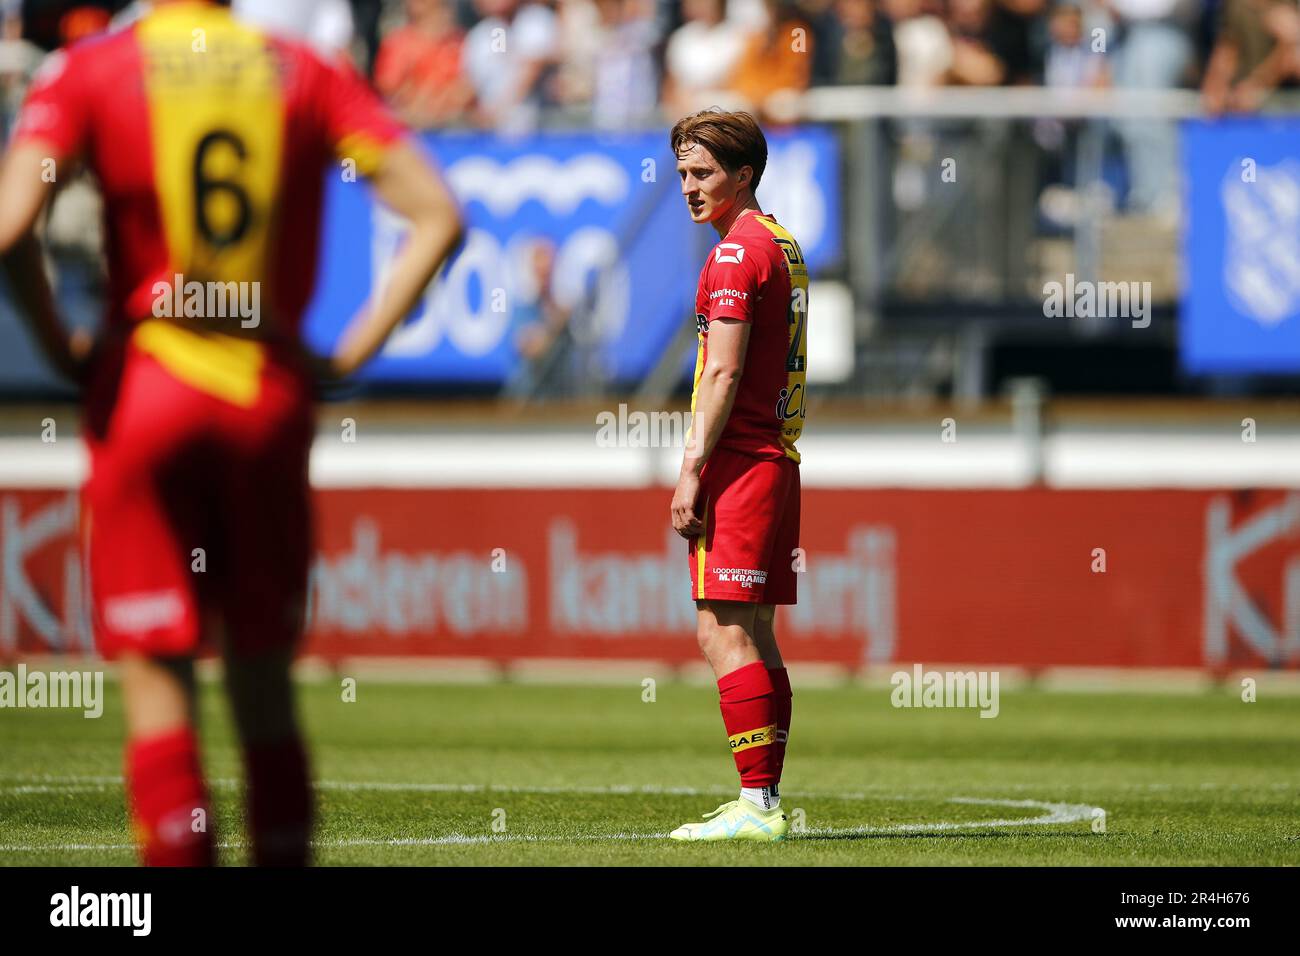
1,1,1297,229
0,1,1294,393
1,1,1297,133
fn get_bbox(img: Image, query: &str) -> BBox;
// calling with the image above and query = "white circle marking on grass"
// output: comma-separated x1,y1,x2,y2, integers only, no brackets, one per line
0,775,1103,852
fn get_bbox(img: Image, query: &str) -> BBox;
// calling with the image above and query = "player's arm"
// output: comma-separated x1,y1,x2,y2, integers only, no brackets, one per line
324,140,464,377
311,52,465,378
671,317,750,539
0,142,87,382
1231,4,1300,110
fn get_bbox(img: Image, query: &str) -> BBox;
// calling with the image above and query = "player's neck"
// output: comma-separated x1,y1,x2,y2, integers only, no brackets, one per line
713,201,763,240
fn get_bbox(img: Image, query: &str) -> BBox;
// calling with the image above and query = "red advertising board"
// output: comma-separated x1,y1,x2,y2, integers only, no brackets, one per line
1,488,1296,669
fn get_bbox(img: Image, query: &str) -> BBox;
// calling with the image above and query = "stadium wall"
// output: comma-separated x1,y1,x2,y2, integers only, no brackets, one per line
2,484,1295,672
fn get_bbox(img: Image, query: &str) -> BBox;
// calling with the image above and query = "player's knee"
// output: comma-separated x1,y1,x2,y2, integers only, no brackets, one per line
119,654,197,738
695,603,757,656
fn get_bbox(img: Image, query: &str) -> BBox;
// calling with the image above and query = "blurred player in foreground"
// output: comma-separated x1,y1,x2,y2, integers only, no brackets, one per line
668,109,808,842
0,0,464,864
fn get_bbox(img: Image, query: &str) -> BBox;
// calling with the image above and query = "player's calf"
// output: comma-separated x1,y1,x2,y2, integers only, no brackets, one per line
119,655,214,866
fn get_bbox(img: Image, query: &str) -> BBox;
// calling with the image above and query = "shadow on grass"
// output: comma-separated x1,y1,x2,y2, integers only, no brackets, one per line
791,829,1098,843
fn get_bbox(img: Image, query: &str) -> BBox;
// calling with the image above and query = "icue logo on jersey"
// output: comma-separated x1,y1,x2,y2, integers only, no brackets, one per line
729,724,776,752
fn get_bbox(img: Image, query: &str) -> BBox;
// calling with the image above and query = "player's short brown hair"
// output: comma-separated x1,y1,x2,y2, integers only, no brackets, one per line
670,109,768,195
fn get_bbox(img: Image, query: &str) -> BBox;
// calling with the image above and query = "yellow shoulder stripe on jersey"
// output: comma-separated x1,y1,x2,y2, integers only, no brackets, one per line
132,319,266,408
337,132,394,179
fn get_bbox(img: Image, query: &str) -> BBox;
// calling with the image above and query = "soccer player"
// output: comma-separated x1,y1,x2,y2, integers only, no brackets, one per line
0,0,464,865
668,109,807,842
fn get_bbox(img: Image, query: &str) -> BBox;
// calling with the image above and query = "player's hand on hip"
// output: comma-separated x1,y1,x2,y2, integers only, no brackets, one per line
57,327,98,387
671,473,704,539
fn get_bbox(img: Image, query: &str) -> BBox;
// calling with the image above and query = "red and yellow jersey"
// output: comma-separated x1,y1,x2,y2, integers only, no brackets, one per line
11,0,404,401
692,210,808,464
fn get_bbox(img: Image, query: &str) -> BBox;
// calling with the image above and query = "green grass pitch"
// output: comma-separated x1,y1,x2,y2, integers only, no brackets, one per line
1,678,1298,865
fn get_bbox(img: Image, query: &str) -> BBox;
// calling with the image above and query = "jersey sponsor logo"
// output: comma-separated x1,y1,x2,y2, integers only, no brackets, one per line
770,235,805,267
714,243,745,264
714,567,768,588
709,287,749,311
103,590,185,635
729,724,776,753
776,383,805,423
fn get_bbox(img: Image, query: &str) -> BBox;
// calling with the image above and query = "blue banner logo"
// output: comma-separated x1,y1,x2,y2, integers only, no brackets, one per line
304,127,840,387
1181,118,1300,373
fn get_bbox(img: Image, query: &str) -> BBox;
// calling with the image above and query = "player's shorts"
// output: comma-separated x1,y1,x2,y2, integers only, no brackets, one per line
81,321,315,660
688,445,800,605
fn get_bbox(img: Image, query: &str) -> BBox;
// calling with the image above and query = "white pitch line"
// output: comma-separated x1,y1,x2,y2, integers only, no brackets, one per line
0,775,912,801
1,774,1291,794
0,778,1102,853
802,798,1098,836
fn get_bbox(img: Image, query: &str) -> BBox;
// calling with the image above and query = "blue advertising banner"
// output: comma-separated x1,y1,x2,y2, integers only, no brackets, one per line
1181,118,1300,374
303,126,841,386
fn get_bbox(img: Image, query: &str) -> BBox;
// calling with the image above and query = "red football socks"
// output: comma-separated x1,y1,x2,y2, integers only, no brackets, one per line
125,727,215,867
717,661,780,787
243,736,313,866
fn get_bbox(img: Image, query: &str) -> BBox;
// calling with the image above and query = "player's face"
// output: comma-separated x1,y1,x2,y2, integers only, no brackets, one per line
677,143,745,226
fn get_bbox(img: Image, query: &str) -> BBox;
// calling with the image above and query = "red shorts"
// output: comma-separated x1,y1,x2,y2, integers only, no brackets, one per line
82,327,314,660
688,446,800,605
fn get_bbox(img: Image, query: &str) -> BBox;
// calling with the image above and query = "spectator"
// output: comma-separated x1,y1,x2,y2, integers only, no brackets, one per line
1109,0,1199,213
1203,0,1300,113
1,0,18,38
232,0,356,56
728,0,815,120
375,0,474,127
662,0,748,115
830,0,897,84
946,0,1010,85
1035,3,1109,227
13,0,125,50
988,0,1047,85
553,0,660,127
464,0,561,132
591,0,660,127
352,0,386,76
1043,1,1106,88
553,0,601,108
884,0,952,87
506,238,575,396
797,0,846,85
